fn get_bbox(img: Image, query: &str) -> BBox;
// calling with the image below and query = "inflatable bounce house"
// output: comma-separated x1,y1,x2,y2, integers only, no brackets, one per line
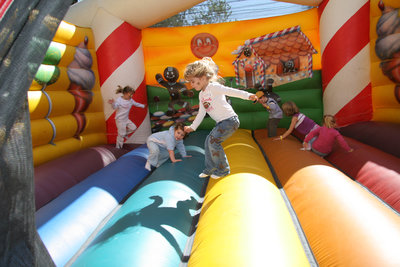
1,0,400,266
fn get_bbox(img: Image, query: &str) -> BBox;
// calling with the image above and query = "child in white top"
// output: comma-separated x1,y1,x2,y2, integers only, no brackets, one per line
183,57,257,179
108,85,145,148
145,122,192,171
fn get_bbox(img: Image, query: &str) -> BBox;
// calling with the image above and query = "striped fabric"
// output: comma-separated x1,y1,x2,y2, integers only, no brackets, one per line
94,13,150,144
319,0,372,126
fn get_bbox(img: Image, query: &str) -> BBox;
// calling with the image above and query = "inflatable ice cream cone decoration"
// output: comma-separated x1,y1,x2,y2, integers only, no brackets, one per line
375,0,400,103
67,36,95,137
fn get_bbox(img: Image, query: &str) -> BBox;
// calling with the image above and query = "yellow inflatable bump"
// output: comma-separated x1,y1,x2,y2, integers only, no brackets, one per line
58,43,77,66
370,62,391,86
53,21,95,49
30,119,53,147
373,109,400,123
79,133,107,149
32,133,107,166
369,30,379,53
80,112,107,135
189,130,310,266
29,80,43,91
373,84,400,107
85,91,104,113
89,49,99,70
189,174,310,267
92,70,101,91
223,130,275,183
51,115,78,141
47,91,75,116
28,91,49,119
33,138,82,166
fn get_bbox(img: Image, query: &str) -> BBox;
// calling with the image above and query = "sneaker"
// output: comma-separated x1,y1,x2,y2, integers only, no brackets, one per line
198,173,210,178
145,161,151,171
210,174,221,179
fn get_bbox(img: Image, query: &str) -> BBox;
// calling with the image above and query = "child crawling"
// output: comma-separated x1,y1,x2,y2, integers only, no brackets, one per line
145,122,192,171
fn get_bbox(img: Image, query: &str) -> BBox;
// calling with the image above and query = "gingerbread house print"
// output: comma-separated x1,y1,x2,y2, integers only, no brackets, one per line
232,25,317,88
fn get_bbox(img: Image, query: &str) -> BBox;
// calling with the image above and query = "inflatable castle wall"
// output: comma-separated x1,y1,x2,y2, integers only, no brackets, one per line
17,0,400,266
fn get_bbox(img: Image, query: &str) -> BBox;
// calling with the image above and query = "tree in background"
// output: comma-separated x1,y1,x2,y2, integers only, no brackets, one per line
152,0,232,27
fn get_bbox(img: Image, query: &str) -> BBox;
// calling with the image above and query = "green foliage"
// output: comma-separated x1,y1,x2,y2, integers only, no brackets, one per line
152,0,232,27
153,12,189,27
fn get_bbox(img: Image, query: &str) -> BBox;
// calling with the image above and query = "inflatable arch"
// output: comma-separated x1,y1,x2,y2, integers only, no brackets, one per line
1,0,400,266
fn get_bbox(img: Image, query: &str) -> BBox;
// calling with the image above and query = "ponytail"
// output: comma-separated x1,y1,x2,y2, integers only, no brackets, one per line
115,85,135,94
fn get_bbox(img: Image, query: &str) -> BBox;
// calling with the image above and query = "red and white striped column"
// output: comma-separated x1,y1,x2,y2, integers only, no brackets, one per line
92,9,150,144
319,0,372,126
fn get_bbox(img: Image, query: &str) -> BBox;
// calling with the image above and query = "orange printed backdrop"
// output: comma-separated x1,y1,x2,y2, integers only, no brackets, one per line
142,8,321,85
370,0,400,123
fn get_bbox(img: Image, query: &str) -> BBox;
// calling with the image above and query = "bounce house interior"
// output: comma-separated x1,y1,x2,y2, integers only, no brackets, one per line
1,0,400,266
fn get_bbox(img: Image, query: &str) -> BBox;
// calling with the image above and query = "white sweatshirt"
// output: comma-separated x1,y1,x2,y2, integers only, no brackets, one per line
190,82,253,130
112,97,145,121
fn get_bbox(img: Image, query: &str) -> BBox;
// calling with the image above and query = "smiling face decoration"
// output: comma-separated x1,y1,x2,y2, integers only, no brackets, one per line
190,32,219,58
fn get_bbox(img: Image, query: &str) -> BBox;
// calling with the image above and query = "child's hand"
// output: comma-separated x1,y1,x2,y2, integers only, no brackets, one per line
172,159,182,163
184,126,194,133
108,99,114,104
303,143,310,150
249,94,258,103
263,103,271,110
273,136,283,141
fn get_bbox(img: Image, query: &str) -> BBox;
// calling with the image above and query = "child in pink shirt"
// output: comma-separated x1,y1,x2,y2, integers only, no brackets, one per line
303,115,353,157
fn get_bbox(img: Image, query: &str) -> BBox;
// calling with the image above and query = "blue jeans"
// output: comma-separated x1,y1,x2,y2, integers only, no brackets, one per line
203,116,239,177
